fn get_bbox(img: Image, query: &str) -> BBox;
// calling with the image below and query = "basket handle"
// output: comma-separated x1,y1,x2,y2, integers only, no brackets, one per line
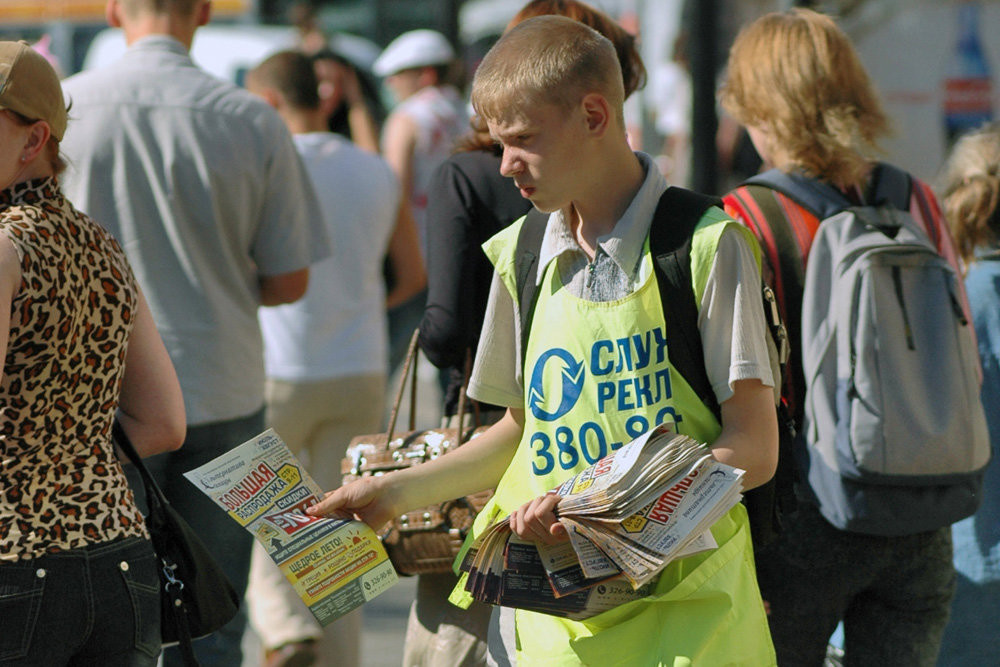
386,330,481,444
386,330,421,439
455,348,480,444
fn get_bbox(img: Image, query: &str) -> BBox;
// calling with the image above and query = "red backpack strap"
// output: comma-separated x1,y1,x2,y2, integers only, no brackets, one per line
910,177,943,250
722,185,817,322
723,184,819,424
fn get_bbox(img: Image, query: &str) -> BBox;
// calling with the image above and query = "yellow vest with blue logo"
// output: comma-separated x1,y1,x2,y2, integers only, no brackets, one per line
449,208,776,666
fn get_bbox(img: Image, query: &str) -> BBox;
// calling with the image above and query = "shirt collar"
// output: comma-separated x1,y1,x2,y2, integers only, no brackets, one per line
535,151,668,284
1,177,61,211
127,34,192,59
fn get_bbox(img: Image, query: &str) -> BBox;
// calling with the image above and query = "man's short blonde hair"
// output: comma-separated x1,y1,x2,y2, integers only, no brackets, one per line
720,8,889,187
471,15,625,128
120,0,202,18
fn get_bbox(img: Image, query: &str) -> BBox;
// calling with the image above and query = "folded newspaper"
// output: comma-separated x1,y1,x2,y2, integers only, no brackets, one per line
458,424,744,619
183,429,398,626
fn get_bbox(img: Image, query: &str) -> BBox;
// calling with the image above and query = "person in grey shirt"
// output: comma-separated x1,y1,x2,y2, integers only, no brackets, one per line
60,1,330,665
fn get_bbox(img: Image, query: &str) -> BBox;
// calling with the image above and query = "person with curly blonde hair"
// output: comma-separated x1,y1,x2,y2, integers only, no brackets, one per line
935,123,1000,666
720,8,970,666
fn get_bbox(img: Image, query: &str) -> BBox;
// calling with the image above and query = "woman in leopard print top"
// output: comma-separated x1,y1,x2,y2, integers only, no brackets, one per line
0,41,185,664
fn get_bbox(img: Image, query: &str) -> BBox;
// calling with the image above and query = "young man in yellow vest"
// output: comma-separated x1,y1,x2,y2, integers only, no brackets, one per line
310,15,778,665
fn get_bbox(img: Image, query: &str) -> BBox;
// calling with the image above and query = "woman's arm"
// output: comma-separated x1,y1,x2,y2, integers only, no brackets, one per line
116,286,186,457
385,200,427,309
419,159,474,369
0,234,21,373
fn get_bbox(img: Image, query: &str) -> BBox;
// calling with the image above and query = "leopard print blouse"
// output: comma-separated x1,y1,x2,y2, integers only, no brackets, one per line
0,177,148,561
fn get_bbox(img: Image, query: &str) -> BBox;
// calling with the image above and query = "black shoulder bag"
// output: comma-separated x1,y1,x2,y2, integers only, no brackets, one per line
114,421,240,666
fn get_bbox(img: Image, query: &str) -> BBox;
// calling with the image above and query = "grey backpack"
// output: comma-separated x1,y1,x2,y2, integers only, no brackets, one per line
749,166,990,535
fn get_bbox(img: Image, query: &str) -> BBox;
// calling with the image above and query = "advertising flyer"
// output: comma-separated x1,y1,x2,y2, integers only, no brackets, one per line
183,429,397,625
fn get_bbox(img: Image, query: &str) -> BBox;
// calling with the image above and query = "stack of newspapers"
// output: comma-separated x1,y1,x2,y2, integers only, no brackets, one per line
457,424,744,619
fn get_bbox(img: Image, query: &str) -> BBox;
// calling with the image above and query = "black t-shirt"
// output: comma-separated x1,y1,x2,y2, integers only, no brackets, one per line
418,149,532,416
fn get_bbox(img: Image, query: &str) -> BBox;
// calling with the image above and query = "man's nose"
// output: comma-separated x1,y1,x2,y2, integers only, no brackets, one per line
500,148,522,177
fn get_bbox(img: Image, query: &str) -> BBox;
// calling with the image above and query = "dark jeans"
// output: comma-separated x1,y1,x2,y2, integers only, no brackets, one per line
0,537,160,666
937,571,1000,666
756,502,955,667
129,408,266,667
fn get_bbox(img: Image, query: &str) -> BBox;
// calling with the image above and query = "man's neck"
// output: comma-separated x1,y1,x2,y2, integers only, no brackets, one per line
281,109,331,135
122,15,198,50
568,145,645,253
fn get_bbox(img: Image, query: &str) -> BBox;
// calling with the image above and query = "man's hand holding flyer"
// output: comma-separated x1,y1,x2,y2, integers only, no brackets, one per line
183,429,398,625
458,424,744,619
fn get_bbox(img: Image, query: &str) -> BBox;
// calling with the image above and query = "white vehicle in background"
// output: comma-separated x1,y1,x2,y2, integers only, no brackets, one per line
80,24,381,86
82,24,298,86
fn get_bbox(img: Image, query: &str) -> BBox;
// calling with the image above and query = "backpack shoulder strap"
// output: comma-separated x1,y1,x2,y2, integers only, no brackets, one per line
649,187,723,422
514,208,549,362
513,188,723,420
745,168,853,219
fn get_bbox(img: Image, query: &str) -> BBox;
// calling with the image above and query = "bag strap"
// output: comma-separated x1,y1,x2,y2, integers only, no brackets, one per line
513,188,723,421
391,330,482,444
745,168,854,219
113,421,201,667
453,348,482,444
649,187,724,422
114,420,171,514
386,330,422,437
514,208,549,363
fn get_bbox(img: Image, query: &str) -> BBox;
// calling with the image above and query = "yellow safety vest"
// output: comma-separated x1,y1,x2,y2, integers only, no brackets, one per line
451,211,776,666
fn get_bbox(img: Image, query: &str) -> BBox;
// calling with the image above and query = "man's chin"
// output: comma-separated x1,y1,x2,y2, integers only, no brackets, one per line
530,200,561,214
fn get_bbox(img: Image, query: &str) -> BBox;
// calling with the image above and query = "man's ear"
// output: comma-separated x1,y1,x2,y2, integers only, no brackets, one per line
105,0,122,28
580,93,611,138
260,89,282,110
196,0,212,27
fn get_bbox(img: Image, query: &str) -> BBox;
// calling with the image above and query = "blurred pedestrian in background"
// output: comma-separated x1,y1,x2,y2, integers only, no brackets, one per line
59,1,330,665
721,9,970,666
244,49,403,667
0,39,185,664
311,47,383,152
374,28,467,376
935,122,1000,667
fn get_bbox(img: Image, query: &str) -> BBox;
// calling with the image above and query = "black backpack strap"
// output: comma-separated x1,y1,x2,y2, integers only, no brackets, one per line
649,187,723,423
513,188,722,421
514,208,549,362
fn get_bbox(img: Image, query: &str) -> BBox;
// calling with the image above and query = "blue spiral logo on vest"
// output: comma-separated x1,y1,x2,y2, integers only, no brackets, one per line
528,348,585,421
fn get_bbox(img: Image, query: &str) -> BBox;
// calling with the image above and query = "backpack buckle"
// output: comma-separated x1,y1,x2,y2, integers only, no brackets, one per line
762,285,790,365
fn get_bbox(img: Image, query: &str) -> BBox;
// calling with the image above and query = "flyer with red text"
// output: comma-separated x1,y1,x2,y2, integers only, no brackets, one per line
183,429,398,625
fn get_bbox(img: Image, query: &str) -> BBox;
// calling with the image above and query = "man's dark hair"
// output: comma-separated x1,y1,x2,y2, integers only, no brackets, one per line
247,50,320,111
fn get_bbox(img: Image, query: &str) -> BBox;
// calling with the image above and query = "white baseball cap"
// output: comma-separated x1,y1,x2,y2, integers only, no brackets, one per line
373,30,455,77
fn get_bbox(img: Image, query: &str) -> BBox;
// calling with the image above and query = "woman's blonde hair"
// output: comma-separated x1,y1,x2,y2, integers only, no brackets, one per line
938,123,1000,263
719,8,890,188
471,15,624,128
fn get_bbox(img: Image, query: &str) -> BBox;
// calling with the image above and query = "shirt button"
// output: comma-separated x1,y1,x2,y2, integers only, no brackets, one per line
35,568,46,578
120,561,130,572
